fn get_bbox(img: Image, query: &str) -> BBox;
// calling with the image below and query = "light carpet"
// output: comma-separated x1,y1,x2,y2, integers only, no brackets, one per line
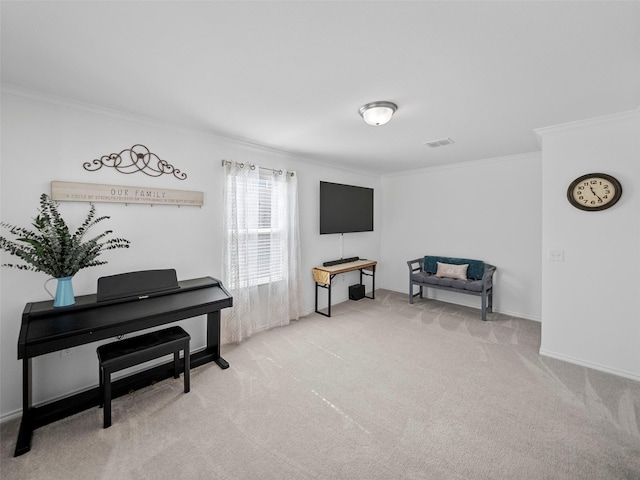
2,290,639,479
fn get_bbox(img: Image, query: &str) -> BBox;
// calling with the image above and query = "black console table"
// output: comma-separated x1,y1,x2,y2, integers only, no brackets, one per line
14,276,233,456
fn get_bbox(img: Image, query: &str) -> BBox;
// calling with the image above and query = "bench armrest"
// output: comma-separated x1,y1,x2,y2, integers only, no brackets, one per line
407,258,424,274
482,263,496,289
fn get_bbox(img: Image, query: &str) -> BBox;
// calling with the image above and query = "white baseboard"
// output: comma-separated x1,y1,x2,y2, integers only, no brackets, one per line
1,408,24,424
384,287,541,322
0,345,211,425
0,381,97,424
539,349,640,382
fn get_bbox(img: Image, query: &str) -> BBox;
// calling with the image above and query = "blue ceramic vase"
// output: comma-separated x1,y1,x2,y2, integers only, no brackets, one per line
45,276,75,307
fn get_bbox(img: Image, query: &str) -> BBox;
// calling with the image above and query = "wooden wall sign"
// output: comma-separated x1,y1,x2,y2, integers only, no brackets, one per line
51,181,204,207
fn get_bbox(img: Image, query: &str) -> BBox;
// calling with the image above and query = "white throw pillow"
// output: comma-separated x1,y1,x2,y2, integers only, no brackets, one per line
435,262,469,280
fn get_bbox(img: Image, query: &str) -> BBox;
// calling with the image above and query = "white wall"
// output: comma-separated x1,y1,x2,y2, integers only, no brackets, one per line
379,153,542,321
538,109,640,381
9,88,634,423
0,90,381,419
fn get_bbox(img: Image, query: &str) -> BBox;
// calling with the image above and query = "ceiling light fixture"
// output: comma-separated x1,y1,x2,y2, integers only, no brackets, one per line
358,101,397,126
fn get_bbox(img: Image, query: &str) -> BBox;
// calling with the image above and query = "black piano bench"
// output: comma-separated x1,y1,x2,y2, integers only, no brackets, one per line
96,326,191,428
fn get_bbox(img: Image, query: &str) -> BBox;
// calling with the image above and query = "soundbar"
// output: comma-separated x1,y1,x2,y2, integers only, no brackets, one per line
323,257,360,267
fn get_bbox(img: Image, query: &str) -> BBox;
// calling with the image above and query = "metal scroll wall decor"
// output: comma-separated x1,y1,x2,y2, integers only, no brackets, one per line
83,144,187,180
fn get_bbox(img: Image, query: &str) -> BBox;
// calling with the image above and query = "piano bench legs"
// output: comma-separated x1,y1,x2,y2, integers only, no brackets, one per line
96,326,191,428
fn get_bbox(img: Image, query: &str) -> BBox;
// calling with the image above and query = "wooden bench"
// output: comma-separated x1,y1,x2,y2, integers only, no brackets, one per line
96,326,191,428
408,255,496,321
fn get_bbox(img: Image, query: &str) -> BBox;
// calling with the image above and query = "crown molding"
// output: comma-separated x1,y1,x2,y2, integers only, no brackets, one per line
1,84,298,157
381,151,541,179
2,85,564,180
534,107,640,141
1,84,383,178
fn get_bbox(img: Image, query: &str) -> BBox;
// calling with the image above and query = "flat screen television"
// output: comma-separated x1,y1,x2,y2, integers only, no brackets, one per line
319,181,374,234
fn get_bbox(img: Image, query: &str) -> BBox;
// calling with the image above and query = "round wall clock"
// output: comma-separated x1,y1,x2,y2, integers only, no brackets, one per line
567,173,622,211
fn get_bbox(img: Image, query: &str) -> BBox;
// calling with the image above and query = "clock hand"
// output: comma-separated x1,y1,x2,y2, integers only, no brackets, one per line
590,186,603,201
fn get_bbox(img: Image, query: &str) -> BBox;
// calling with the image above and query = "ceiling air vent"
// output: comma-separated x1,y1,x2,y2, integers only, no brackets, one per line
423,137,455,148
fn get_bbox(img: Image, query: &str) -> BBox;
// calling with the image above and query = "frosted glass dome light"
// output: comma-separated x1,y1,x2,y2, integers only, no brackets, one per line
358,101,398,126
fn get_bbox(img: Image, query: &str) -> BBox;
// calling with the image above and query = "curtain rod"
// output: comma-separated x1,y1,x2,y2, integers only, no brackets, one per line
221,159,295,176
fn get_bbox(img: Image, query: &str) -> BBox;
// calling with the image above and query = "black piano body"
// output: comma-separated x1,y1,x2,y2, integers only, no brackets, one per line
15,271,233,456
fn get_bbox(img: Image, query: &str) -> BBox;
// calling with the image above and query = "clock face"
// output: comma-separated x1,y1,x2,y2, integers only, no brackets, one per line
567,173,622,211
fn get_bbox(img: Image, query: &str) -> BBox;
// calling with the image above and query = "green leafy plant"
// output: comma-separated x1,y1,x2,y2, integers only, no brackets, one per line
0,194,130,278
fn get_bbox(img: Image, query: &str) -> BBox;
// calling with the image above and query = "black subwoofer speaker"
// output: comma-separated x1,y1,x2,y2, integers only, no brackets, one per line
349,284,365,300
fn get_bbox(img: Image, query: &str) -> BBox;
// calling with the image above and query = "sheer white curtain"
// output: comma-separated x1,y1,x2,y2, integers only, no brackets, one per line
221,161,302,344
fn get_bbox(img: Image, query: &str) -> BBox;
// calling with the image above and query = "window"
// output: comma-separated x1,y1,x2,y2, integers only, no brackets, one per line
225,168,286,289
221,160,302,343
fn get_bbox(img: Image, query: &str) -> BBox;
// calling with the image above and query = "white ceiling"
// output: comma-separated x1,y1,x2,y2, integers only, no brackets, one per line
2,1,639,174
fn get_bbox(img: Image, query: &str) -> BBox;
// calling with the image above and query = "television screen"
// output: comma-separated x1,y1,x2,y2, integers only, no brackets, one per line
320,181,374,234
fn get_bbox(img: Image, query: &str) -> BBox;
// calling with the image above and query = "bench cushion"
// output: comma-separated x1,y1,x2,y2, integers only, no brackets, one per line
424,256,485,280
411,272,484,292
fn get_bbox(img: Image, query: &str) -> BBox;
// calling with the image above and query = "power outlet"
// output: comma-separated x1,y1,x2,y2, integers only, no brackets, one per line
548,250,565,262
